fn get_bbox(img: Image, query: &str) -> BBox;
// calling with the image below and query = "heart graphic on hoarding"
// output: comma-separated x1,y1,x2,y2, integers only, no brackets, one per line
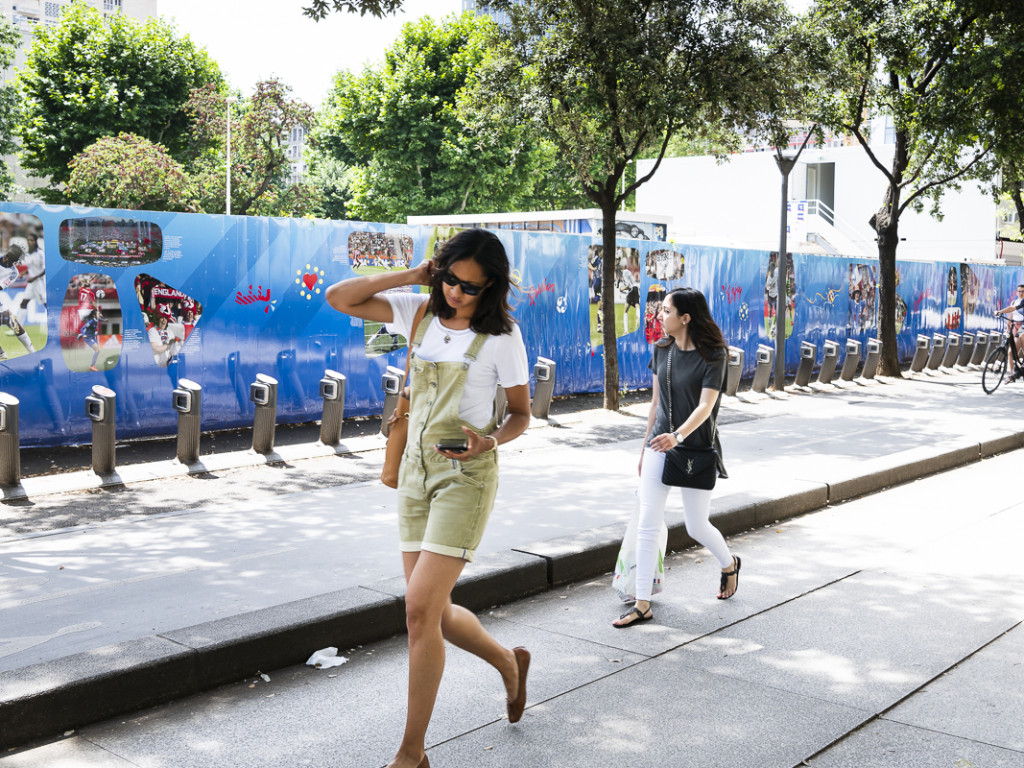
296,265,326,300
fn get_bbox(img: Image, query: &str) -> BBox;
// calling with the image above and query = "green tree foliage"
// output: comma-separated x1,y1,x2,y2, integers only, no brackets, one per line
302,0,404,20
62,80,319,217
475,0,802,409
813,0,1024,376
186,80,319,217
65,133,193,211
311,12,587,222
0,16,21,199
15,3,222,201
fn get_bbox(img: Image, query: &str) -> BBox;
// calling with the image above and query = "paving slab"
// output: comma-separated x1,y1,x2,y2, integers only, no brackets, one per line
807,718,1024,768
883,622,1024,754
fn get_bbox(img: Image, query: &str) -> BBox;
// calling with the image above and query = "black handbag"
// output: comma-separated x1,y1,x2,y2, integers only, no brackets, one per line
662,445,718,489
660,346,719,490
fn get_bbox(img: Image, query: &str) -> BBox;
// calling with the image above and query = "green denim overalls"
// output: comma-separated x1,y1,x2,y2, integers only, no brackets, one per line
396,312,500,562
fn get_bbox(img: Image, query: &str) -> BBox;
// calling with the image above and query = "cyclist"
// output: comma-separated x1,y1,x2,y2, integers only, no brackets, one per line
994,284,1024,380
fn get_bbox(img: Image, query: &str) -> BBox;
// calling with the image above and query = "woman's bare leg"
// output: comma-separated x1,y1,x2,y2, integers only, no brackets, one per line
386,550,466,768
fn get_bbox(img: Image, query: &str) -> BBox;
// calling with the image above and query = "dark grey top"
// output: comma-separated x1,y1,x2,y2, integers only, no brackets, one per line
648,343,727,449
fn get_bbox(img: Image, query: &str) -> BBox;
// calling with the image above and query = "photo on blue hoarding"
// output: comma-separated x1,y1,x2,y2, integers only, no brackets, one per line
134,274,202,368
58,217,162,267
0,211,47,362
848,263,877,333
644,283,667,343
348,231,418,357
765,252,795,339
614,247,641,335
60,273,121,372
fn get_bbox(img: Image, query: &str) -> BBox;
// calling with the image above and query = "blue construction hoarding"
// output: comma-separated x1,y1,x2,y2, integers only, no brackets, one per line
0,202,1018,448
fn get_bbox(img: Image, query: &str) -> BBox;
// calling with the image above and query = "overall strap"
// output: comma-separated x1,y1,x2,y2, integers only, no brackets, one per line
403,301,430,382
463,329,489,362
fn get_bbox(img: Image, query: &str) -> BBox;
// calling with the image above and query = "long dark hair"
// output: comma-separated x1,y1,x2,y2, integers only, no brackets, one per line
656,286,727,361
428,229,515,335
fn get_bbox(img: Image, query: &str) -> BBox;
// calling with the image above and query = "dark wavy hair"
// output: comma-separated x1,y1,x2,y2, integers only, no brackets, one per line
428,229,515,336
656,287,727,361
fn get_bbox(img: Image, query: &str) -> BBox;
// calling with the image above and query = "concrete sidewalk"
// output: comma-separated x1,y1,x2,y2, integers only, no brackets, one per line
2,366,1023,756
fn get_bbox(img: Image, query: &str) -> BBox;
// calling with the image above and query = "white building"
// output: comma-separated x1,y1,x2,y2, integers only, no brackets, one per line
286,125,306,186
3,0,156,68
636,116,1009,264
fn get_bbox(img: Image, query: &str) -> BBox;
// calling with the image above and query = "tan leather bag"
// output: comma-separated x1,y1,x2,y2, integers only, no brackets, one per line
380,303,428,488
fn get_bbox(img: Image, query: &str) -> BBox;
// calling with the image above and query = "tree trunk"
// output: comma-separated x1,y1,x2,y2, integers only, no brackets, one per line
600,197,620,410
1011,187,1024,235
871,185,902,377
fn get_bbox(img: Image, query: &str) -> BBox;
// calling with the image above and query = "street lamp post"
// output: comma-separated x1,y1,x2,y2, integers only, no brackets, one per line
226,96,237,215
771,126,818,391
772,152,797,390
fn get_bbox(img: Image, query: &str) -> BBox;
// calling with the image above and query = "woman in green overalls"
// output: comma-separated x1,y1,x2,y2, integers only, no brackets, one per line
327,229,532,768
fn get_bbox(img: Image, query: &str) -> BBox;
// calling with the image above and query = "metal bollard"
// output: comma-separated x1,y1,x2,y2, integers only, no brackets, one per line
318,370,346,446
0,393,20,487
249,374,278,454
910,334,931,372
925,334,946,370
530,357,556,419
380,365,405,438
861,338,882,380
817,340,840,384
724,347,744,396
172,379,202,464
86,385,117,475
751,345,773,393
969,332,989,366
840,339,861,381
940,333,960,368
794,341,816,387
956,333,974,367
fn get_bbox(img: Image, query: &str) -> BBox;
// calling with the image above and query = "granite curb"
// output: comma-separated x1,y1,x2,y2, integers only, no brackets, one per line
2,425,1017,751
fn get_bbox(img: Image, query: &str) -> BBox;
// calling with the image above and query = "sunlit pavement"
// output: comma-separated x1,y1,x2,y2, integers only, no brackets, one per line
2,368,1023,766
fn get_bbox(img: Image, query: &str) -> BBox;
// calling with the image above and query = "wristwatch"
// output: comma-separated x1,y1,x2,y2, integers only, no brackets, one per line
673,431,684,444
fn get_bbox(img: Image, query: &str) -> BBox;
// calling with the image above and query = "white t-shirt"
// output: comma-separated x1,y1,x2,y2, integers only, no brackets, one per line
385,292,529,428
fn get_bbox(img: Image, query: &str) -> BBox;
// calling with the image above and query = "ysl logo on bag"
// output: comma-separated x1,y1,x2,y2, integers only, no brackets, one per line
686,457,695,474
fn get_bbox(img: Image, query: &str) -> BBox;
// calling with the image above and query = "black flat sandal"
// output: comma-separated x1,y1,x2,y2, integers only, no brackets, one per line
718,556,741,600
613,605,653,628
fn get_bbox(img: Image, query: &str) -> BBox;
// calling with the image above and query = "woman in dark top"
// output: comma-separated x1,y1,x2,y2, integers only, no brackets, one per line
613,287,741,627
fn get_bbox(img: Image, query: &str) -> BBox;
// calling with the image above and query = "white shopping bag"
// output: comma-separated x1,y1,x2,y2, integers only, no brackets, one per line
611,490,668,602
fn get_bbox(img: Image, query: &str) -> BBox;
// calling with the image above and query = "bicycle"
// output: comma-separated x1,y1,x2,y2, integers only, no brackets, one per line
982,316,1024,394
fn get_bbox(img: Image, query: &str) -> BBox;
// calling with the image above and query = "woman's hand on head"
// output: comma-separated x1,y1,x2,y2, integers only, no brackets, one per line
410,259,436,287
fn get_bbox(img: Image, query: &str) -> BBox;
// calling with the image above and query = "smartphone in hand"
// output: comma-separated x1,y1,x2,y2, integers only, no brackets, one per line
435,440,468,453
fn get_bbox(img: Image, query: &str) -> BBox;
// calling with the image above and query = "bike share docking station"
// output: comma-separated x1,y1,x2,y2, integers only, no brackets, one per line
724,347,744,397
249,374,278,454
85,385,117,476
749,345,773,394
815,340,840,386
531,357,556,420
925,334,946,371
910,334,931,373
860,338,881,381
172,379,202,464
957,333,975,367
839,339,861,382
0,392,20,487
318,370,346,447
940,333,961,369
380,366,406,438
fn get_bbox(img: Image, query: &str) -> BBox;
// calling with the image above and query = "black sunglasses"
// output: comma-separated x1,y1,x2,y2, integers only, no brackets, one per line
439,270,486,296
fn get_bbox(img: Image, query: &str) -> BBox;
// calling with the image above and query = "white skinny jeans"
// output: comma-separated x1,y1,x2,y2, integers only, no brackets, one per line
634,446,732,602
